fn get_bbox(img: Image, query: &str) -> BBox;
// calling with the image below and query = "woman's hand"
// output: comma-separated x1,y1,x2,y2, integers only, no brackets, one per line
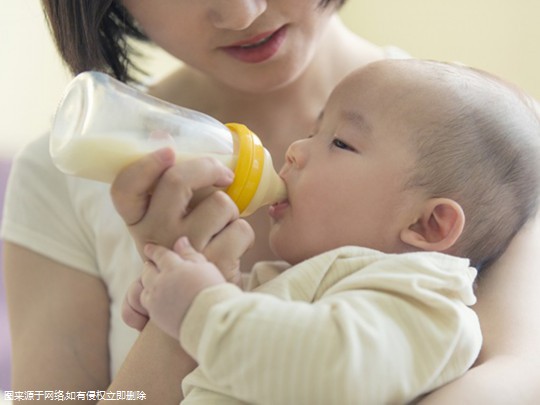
122,275,149,331
111,148,233,250
111,148,254,286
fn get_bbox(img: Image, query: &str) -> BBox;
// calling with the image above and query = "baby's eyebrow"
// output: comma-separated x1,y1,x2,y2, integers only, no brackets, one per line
316,110,324,127
341,109,373,138
311,110,324,133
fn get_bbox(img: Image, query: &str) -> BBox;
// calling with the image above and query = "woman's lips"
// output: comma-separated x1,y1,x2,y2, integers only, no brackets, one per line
222,26,287,63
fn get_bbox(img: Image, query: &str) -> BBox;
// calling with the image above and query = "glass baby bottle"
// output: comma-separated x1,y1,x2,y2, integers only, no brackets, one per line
49,71,286,217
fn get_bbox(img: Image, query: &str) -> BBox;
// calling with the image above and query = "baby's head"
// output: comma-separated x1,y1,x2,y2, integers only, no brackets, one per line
269,59,540,268
398,60,540,268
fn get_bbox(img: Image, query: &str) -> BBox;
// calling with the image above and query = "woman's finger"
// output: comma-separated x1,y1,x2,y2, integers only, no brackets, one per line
121,300,149,332
110,148,175,225
121,278,149,331
130,158,235,250
140,260,160,288
204,219,255,284
146,157,234,222
126,277,147,314
182,190,240,251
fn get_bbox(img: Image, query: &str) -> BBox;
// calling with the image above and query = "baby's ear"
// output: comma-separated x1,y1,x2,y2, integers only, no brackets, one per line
400,198,465,253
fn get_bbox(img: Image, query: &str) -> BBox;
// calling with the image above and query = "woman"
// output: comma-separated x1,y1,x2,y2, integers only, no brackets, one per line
3,0,540,403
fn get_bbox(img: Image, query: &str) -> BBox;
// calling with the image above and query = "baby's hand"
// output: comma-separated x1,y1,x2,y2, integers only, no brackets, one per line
140,237,226,339
121,275,149,331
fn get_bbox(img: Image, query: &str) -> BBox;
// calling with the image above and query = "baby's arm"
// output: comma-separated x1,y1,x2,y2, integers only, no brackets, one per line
178,253,480,405
139,237,226,339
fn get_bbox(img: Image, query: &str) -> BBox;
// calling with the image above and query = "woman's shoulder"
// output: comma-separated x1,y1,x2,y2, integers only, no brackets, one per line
11,133,56,176
9,132,108,207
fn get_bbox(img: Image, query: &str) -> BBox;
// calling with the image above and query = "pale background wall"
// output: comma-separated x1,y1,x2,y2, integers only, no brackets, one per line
1,0,539,157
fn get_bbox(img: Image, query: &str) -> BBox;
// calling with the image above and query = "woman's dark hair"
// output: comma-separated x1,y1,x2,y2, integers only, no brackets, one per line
42,0,148,83
42,0,346,83
319,0,346,7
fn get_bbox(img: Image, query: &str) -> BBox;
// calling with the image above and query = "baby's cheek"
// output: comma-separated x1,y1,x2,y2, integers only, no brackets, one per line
268,224,286,255
269,223,298,261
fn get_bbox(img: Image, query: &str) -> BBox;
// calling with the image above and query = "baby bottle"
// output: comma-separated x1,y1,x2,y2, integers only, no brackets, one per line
49,71,286,217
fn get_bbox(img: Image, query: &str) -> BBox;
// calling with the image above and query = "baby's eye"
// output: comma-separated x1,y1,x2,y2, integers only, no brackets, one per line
331,137,356,152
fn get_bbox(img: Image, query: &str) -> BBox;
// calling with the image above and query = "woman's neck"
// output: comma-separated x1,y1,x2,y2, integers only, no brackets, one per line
148,17,386,271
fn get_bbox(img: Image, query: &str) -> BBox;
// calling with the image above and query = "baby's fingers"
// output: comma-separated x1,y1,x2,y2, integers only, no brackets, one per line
173,237,207,263
144,243,185,272
121,277,149,331
140,259,160,289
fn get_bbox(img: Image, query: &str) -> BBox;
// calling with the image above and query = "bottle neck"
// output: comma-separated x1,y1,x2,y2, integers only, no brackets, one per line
224,123,286,216
224,123,265,214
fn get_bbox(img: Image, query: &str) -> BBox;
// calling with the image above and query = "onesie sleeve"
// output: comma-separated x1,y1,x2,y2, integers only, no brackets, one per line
180,251,481,405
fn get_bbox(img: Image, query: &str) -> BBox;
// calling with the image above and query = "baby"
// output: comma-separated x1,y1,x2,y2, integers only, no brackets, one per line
127,59,540,404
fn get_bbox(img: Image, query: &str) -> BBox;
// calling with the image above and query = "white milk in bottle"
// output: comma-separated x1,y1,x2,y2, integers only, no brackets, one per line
50,72,286,216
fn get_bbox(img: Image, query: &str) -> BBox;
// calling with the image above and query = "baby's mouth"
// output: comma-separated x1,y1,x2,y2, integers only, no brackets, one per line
269,198,290,220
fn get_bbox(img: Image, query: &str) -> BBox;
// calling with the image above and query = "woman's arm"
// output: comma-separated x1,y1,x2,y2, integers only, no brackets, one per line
4,242,110,401
104,322,195,404
419,214,540,404
5,242,193,404
108,150,254,402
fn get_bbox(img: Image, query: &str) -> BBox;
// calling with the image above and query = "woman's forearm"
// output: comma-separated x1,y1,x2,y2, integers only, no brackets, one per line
418,356,539,404
420,215,540,403
102,322,196,404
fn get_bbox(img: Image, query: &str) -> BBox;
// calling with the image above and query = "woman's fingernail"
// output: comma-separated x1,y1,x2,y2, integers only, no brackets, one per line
225,168,235,181
155,147,174,163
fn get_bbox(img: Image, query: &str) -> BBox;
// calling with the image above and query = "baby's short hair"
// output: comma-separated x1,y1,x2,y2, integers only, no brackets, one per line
404,61,540,269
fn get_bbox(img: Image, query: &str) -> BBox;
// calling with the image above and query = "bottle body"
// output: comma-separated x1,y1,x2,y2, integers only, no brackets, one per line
50,72,286,216
50,71,237,183
51,132,238,184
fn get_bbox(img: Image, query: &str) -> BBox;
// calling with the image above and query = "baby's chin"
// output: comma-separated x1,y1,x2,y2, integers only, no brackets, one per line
269,238,317,266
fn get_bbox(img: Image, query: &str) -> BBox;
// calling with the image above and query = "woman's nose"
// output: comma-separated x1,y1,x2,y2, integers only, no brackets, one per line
207,0,267,30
